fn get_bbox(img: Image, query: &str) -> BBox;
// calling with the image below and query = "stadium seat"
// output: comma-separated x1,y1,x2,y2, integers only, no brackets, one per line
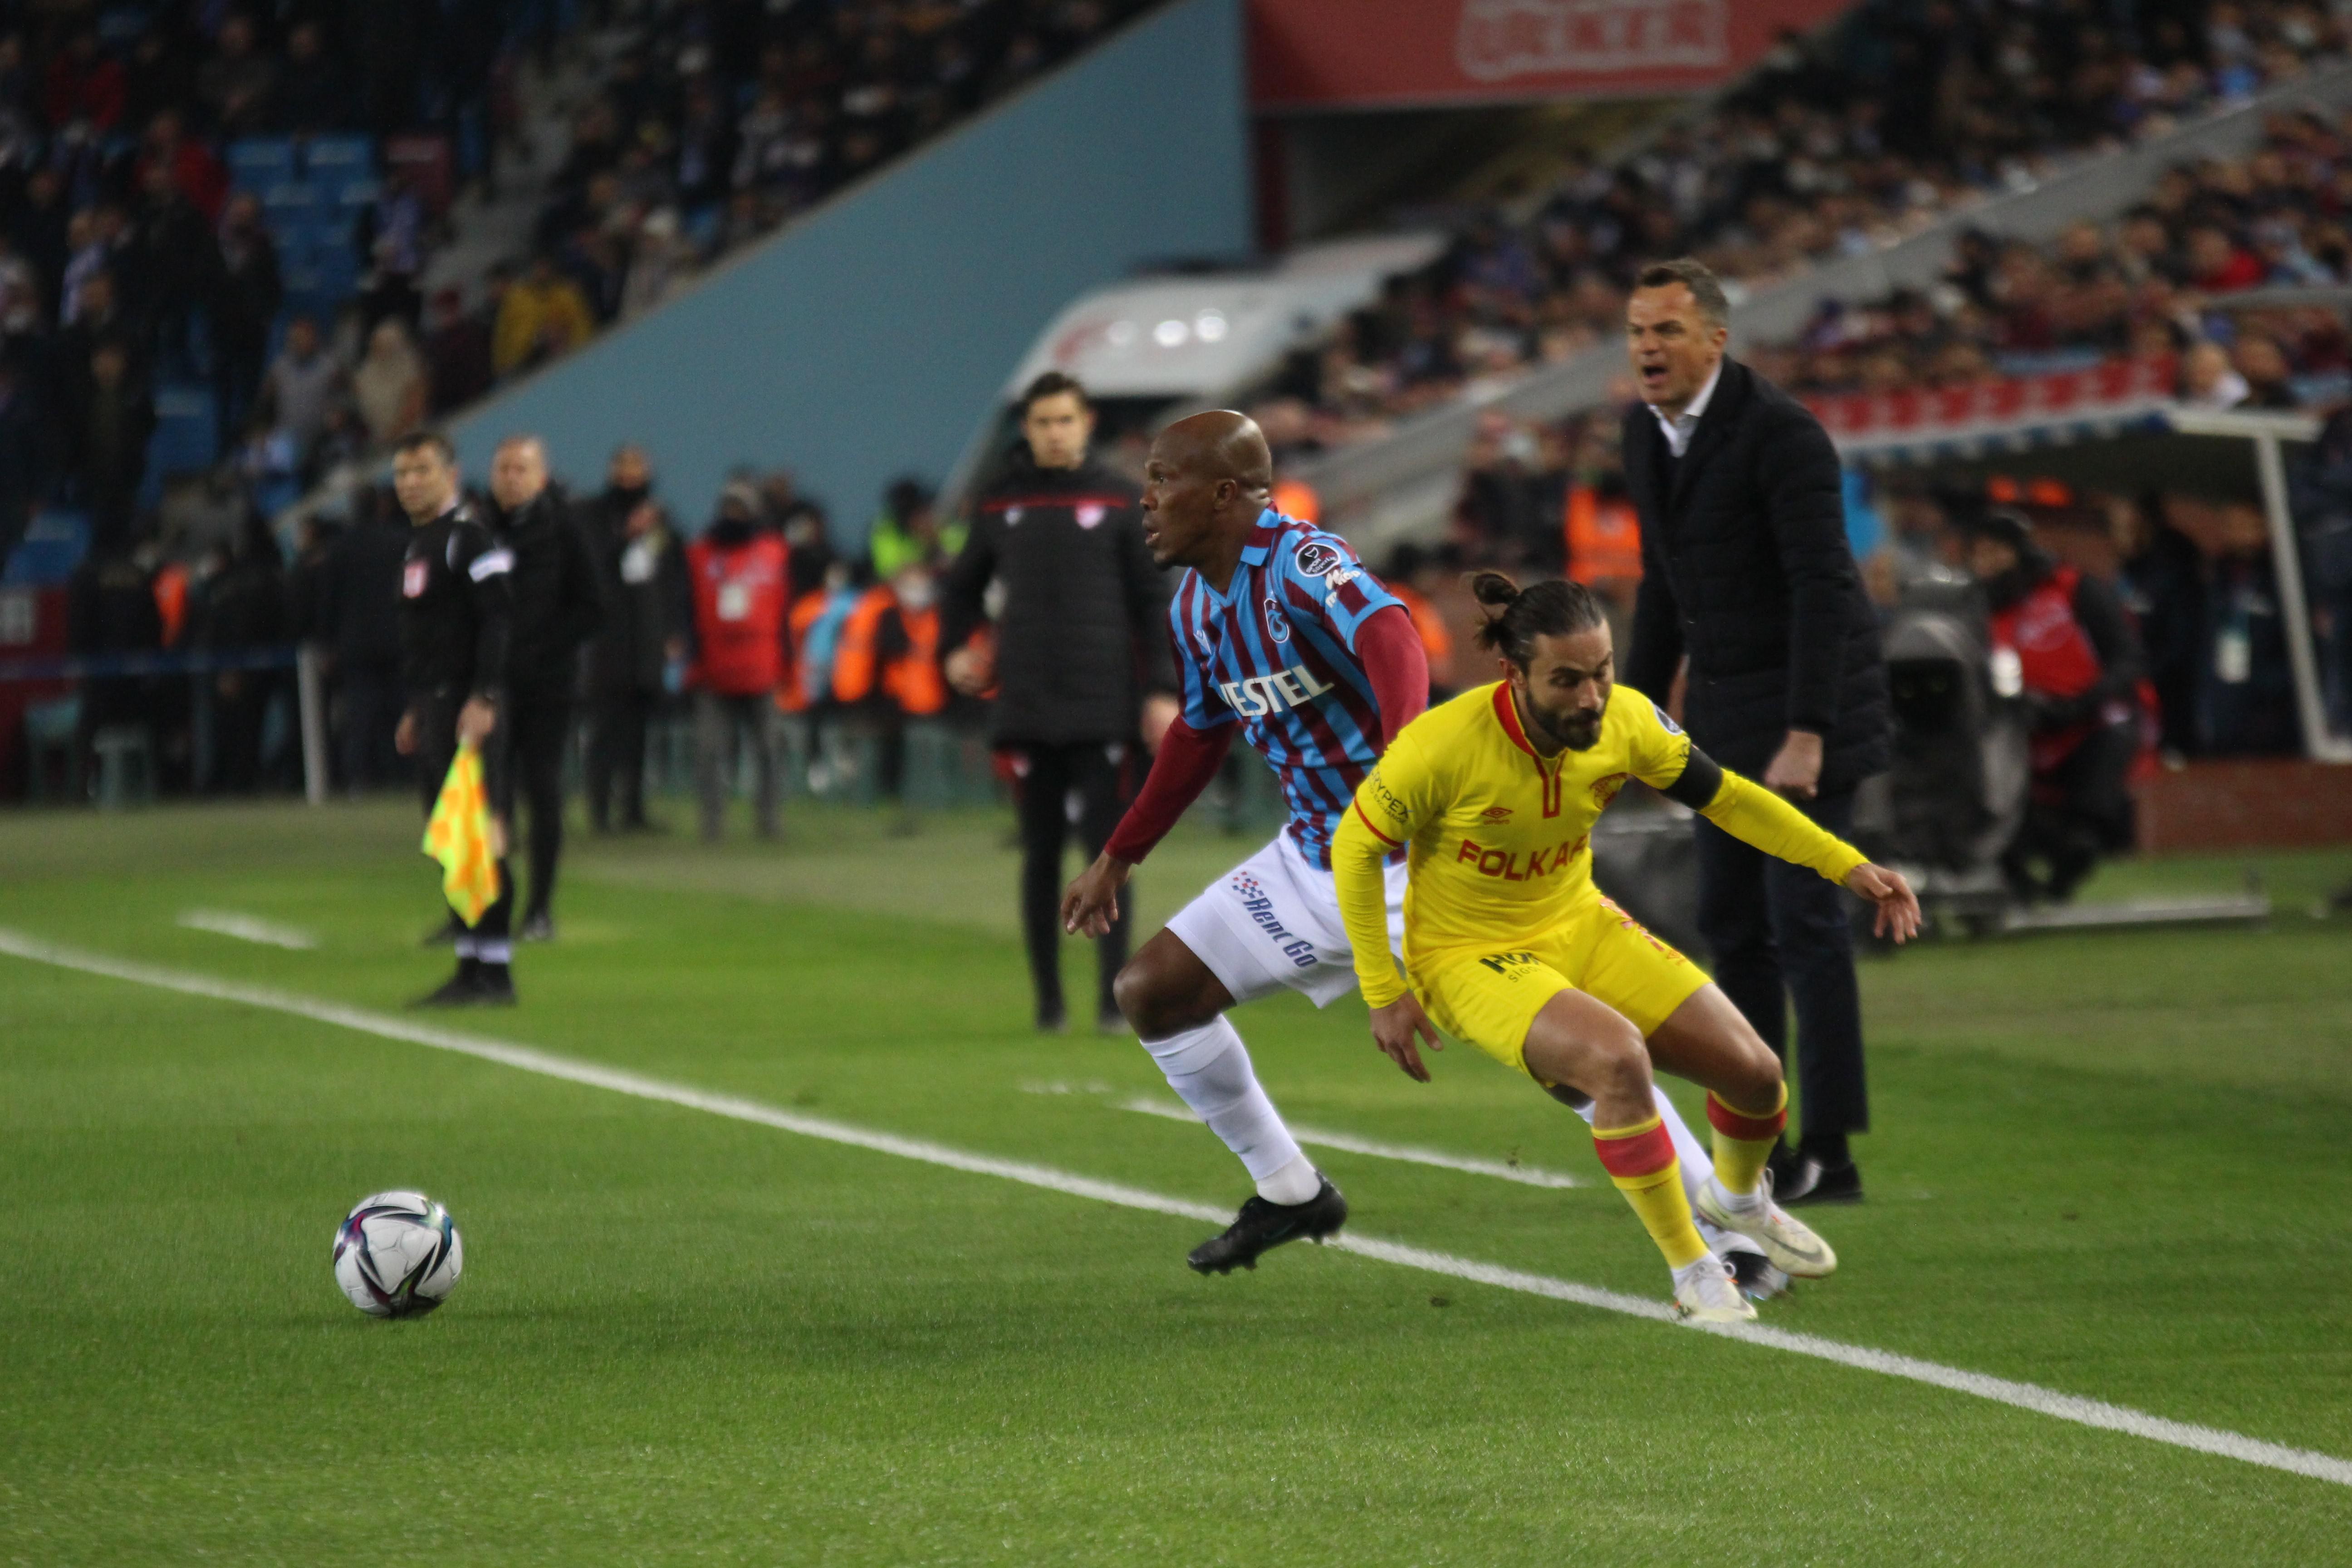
90,725,155,809
228,138,298,190
146,385,218,481
4,510,91,587
21,695,81,803
303,135,376,180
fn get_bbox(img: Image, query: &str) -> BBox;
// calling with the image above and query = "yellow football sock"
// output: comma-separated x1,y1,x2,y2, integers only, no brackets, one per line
1594,1115,1710,1269
1706,1083,1788,1197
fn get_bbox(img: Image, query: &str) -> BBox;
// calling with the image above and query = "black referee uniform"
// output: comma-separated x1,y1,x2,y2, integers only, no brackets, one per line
401,497,516,998
943,449,1175,1031
485,483,603,938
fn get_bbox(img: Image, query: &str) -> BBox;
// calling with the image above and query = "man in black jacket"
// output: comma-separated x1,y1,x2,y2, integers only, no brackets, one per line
319,487,411,790
584,487,689,833
484,435,604,941
1621,259,1891,1205
389,431,517,1005
942,372,1179,1033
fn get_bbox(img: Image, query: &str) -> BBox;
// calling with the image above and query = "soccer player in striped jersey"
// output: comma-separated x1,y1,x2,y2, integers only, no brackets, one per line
1061,412,1737,1279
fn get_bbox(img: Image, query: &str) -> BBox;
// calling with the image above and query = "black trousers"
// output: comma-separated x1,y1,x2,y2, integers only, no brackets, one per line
1006,738,1133,1022
498,687,572,921
585,687,656,830
414,692,514,945
2004,717,2137,902
1693,785,1867,1142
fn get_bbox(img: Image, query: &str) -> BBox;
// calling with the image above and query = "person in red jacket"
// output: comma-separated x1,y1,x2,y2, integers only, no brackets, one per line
686,483,789,840
1963,509,2151,902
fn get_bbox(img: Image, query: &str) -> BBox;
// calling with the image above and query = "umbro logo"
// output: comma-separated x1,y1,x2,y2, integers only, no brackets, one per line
1480,805,1513,822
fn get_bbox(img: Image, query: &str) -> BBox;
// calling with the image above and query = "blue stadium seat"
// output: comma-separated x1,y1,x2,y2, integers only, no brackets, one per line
304,135,376,179
2,508,90,586
147,383,219,480
228,138,299,190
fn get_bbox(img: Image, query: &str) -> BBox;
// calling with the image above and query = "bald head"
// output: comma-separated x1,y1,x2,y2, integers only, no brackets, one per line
1156,410,1273,495
1140,411,1277,579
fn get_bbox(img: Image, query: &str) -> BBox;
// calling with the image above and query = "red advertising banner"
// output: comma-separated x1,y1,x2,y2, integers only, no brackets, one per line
1250,0,1860,110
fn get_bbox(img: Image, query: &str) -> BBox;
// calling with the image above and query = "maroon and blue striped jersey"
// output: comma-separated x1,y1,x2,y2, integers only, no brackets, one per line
1170,511,1404,868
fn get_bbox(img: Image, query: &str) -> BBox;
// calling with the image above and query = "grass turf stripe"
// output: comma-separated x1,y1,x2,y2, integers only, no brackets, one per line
4,925,2347,1493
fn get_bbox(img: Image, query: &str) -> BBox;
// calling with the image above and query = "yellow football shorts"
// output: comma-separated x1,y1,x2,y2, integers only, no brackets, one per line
1410,896,1706,1076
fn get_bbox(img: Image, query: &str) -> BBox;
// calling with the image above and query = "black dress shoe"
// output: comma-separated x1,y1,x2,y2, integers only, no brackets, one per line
412,970,484,1008
520,911,555,942
1764,1139,1803,1190
1779,1156,1863,1206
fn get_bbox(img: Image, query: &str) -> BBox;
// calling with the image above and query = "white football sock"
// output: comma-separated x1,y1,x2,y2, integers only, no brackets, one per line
1256,1152,1322,1207
1141,1015,1309,1196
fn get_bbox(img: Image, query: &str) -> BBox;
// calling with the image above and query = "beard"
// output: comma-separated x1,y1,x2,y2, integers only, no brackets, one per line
1528,701,1606,752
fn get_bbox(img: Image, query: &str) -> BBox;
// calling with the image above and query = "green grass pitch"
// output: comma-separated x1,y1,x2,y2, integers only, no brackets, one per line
2,799,2349,1564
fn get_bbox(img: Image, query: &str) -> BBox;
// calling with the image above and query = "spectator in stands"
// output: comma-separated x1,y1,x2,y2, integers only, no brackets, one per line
0,360,42,562
212,192,281,451
492,254,594,378
128,159,218,377
2110,494,2208,758
67,339,153,550
195,510,289,794
318,486,410,791
196,15,276,137
1961,509,2149,902
351,318,429,446
274,22,347,136
425,287,495,415
260,314,344,465
2180,338,2252,408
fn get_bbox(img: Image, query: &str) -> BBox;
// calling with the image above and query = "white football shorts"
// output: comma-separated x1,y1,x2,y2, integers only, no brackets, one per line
1165,830,1408,1009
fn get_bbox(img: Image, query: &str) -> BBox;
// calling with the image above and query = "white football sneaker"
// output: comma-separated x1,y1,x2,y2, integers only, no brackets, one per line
1671,1253,1756,1324
1694,1170,1838,1279
1695,1215,1792,1301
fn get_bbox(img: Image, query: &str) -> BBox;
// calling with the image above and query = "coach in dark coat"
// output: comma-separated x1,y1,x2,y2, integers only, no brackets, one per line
1619,258,1890,1205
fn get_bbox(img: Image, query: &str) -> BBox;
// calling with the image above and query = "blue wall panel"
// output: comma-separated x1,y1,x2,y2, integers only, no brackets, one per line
448,0,1246,538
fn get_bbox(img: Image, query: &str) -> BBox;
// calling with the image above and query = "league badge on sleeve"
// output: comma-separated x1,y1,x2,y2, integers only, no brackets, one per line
1293,539,1347,578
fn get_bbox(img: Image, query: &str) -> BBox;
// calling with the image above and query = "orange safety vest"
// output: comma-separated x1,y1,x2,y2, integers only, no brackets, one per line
885,603,947,717
1272,479,1321,524
152,562,189,648
1392,583,1453,671
1565,485,1642,583
831,585,893,705
777,591,830,713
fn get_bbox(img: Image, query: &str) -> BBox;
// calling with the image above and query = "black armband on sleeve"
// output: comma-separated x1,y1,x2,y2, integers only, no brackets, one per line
1659,745,1725,810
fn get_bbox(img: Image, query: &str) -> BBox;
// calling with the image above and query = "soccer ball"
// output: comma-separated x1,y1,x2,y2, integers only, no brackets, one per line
333,1191,464,1317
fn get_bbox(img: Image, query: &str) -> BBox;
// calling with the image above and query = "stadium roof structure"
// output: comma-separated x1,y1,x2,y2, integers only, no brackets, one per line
998,231,1448,401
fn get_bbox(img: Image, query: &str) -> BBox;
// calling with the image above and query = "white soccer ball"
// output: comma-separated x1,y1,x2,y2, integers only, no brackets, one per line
333,1191,464,1317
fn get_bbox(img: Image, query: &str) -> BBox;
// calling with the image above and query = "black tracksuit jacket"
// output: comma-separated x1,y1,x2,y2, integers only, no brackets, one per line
941,453,1174,745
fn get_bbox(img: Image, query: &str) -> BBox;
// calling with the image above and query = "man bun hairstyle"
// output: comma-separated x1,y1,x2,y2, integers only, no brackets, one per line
1470,572,1607,667
1019,370,1089,416
1634,256,1730,328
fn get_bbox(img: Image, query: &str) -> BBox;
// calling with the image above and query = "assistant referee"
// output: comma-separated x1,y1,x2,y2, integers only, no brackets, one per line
942,373,1178,1033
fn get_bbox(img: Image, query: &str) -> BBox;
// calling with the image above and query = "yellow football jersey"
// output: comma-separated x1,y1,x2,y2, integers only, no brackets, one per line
1334,680,1864,1008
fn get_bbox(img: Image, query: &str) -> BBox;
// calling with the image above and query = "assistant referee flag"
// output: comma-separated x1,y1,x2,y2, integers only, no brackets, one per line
422,742,499,926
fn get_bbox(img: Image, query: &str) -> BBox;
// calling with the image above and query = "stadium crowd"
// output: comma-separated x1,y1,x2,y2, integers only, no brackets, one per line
1250,0,2351,458
1751,105,2352,403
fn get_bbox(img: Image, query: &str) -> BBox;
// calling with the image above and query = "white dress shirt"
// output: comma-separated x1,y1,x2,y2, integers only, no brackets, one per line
1647,359,1723,458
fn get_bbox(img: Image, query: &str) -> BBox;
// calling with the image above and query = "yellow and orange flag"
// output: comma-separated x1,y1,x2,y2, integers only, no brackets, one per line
421,742,499,926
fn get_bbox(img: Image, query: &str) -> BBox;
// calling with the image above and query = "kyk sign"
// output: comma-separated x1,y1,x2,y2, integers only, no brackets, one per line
1250,0,1855,109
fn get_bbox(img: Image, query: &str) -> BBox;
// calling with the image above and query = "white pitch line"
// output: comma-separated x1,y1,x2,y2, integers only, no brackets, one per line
176,910,319,951
2,926,2346,1493
1115,1094,1584,1188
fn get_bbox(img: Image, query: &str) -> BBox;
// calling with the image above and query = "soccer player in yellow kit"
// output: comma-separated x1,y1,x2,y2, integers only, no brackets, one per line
1333,574,1920,1322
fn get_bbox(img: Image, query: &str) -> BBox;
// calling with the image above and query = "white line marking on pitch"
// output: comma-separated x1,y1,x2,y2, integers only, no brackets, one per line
1107,1092,1585,1188
176,910,319,950
4,926,2345,1494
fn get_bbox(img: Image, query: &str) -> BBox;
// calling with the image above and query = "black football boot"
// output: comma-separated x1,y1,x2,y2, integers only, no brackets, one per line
1186,1176,1348,1274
